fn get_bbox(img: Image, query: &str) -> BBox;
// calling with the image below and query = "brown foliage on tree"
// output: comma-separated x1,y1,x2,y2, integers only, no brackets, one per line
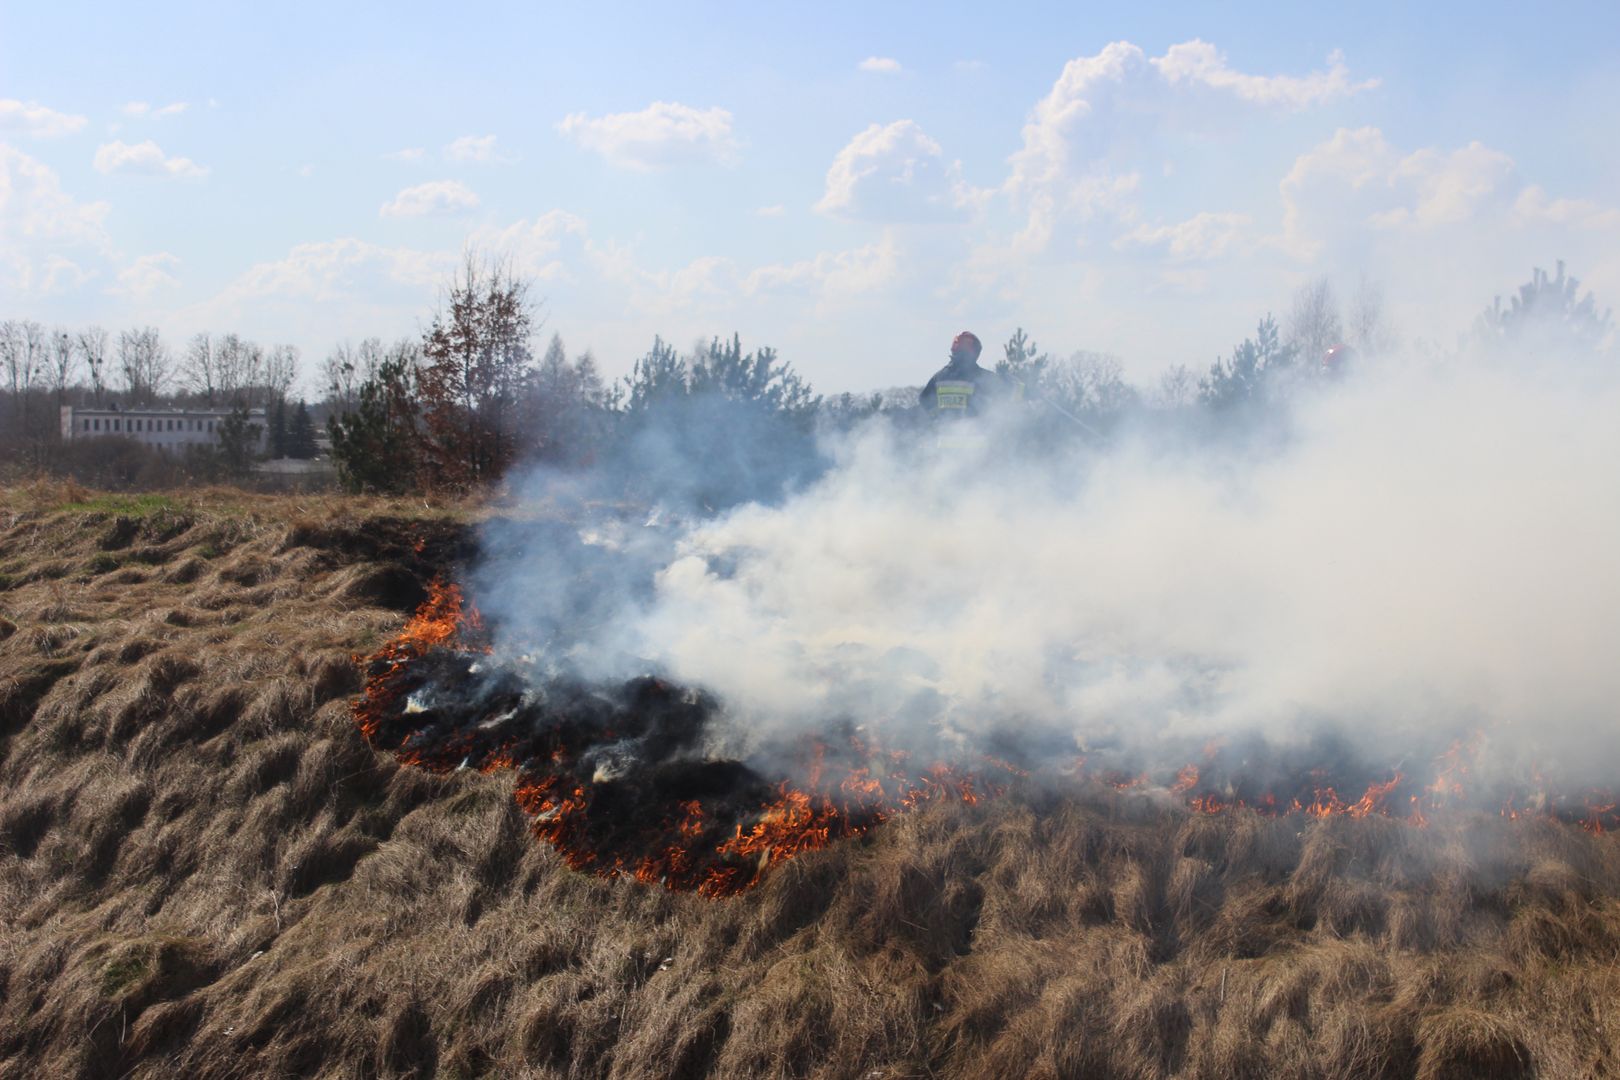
417,254,536,489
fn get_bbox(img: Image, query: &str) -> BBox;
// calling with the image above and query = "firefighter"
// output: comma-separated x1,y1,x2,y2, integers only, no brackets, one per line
919,331,1009,418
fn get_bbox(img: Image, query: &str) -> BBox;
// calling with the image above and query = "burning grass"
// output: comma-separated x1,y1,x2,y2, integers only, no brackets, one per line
3,493,1620,1078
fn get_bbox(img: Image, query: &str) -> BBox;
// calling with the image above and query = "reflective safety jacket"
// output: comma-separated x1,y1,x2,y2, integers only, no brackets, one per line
919,360,1012,418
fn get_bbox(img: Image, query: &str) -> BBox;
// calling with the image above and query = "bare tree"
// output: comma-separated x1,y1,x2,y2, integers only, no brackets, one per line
1347,276,1396,355
263,344,299,402
1286,277,1343,367
1155,363,1199,409
2,321,46,429
215,333,259,401
322,339,385,411
46,328,78,413
77,325,109,406
1045,350,1135,418
117,327,171,404
182,332,218,403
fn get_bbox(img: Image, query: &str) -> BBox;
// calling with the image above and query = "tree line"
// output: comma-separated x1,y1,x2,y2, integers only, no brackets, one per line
4,259,1609,494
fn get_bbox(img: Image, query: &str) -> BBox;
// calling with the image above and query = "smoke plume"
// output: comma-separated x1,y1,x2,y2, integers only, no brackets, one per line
471,351,1620,791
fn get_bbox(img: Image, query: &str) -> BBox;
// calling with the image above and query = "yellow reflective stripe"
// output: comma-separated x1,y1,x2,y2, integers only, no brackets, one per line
936,380,975,409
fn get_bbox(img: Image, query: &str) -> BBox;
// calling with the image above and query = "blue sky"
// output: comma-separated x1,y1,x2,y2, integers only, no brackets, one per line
3,1,1617,393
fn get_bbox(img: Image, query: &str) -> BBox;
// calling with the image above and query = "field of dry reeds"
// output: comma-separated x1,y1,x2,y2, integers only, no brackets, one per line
2,485,1618,1079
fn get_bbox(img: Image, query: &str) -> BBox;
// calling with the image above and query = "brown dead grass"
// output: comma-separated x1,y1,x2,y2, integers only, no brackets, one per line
3,489,1620,1079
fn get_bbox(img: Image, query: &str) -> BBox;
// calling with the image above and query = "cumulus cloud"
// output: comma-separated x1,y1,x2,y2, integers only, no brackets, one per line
0,98,88,138
557,101,738,170
1277,127,1516,257
214,238,451,304
1118,211,1253,261
859,57,903,74
93,139,208,179
111,252,181,297
744,232,901,301
754,205,786,217
445,134,502,163
0,145,112,293
815,120,975,222
997,39,1379,258
1007,42,1144,198
385,147,426,162
474,210,592,282
1152,40,1378,108
379,179,480,218
1513,185,1620,230
119,101,188,118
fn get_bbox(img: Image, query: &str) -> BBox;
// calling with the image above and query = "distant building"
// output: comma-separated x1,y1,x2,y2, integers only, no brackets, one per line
60,405,269,454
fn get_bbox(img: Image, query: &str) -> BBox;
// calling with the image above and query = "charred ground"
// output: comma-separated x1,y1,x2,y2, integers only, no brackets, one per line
1,489,1617,1079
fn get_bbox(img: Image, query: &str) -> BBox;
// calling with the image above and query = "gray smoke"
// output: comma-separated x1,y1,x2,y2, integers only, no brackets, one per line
470,350,1620,785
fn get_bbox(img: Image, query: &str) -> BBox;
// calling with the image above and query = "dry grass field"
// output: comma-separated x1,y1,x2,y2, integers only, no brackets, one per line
2,486,1618,1079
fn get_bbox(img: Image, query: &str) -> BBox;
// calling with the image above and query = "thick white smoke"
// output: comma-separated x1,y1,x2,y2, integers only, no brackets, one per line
475,352,1620,780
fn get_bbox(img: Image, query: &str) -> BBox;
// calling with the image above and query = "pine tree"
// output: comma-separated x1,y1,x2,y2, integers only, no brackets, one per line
288,400,318,459
329,354,421,493
268,397,288,458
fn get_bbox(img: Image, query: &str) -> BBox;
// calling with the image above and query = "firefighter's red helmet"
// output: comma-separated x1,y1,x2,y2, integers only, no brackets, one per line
951,331,983,360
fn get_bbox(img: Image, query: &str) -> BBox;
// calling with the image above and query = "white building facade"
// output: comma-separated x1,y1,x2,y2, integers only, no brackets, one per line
60,405,270,454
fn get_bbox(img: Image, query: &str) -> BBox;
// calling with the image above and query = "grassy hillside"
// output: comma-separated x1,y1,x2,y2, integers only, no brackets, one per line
2,490,1618,1079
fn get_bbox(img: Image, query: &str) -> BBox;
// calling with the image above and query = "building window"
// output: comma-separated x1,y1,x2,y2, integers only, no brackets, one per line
207,421,214,432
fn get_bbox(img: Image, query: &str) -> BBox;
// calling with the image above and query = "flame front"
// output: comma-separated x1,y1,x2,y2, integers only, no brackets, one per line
354,580,999,896
354,580,1618,898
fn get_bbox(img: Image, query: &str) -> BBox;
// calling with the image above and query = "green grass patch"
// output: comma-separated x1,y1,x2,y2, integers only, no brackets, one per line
100,950,150,998
60,493,183,517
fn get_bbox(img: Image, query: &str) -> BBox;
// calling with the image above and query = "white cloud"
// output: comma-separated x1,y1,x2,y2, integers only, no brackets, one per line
93,139,208,179
1007,42,1144,198
0,145,112,293
112,252,181,297
1373,141,1516,229
445,134,502,163
557,101,738,170
1513,185,1620,230
955,60,987,74
379,179,480,218
859,57,903,74
1119,211,1253,261
385,147,425,162
745,232,901,300
754,204,785,217
223,238,451,302
119,101,188,118
1277,127,1516,257
815,120,975,222
0,98,88,138
1001,42,1147,254
297,164,315,178
1152,41,1378,109
474,210,592,282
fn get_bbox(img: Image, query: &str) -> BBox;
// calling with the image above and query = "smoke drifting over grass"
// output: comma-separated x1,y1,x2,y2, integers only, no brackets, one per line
472,350,1620,788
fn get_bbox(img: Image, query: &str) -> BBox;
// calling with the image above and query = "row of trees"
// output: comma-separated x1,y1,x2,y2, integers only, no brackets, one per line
0,321,300,414
1188,263,1611,416
7,260,1607,492
326,255,820,498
